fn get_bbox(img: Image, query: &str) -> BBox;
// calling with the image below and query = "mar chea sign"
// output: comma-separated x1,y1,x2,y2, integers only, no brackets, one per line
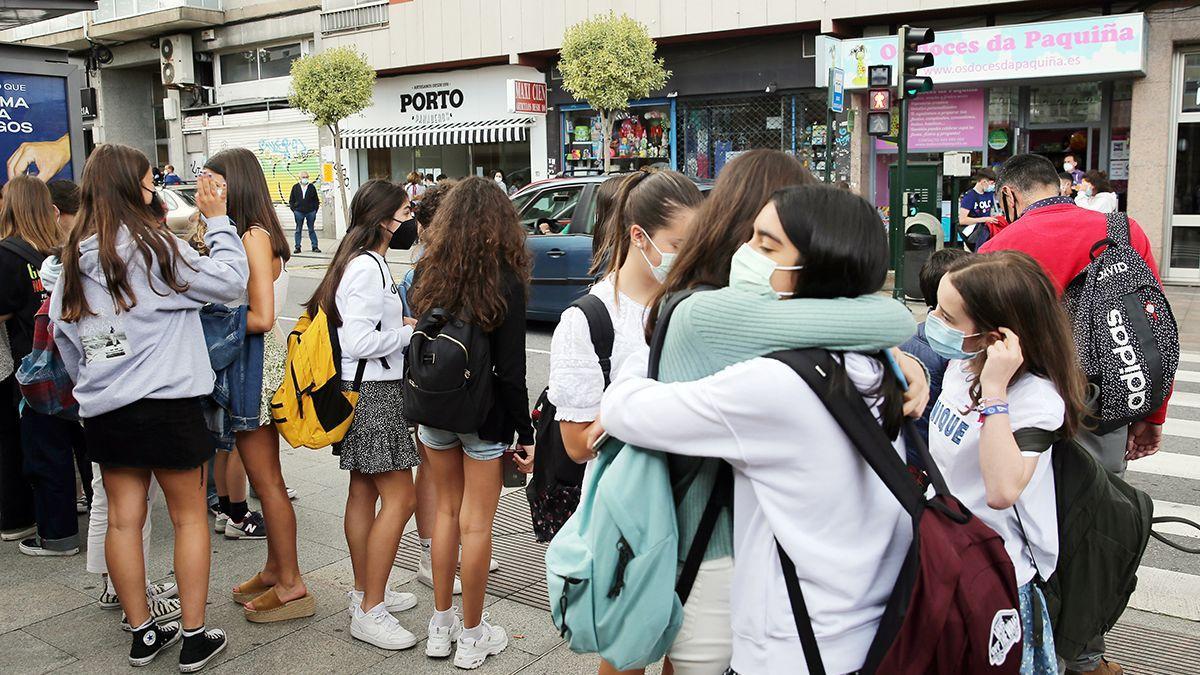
507,79,547,115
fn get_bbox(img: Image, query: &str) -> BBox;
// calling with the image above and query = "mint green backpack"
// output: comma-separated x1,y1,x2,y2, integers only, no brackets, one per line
544,288,728,671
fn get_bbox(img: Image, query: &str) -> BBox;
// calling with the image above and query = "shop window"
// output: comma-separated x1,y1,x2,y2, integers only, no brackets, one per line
677,94,795,180
220,43,303,85
562,104,671,175
520,186,582,233
1029,82,1101,125
1170,227,1200,270
1173,123,1200,216
365,148,391,180
986,86,1018,166
1182,53,1200,114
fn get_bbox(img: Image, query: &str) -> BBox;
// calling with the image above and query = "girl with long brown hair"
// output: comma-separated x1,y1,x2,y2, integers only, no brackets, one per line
926,250,1088,673
52,143,248,671
409,176,531,670
304,178,422,650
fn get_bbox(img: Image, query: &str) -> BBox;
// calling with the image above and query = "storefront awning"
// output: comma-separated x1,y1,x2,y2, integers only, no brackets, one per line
343,118,534,149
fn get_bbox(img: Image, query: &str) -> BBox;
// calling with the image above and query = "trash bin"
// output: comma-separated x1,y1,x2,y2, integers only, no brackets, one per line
903,231,937,303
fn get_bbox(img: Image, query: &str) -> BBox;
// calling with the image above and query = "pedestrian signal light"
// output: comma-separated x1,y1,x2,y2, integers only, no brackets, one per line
867,112,891,137
869,88,891,112
898,25,935,99
868,65,892,88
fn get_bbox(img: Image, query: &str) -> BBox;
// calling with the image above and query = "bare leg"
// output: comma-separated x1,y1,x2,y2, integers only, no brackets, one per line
600,661,646,675
101,466,152,627
225,450,247,503
237,426,305,603
152,464,210,630
344,471,378,592
458,455,501,628
360,470,415,610
422,444,464,613
413,440,434,539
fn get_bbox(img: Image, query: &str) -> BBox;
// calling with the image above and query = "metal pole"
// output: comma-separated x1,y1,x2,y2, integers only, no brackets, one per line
892,96,909,300
824,108,834,183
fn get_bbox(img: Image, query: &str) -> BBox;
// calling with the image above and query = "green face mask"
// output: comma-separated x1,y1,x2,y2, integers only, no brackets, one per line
728,243,803,299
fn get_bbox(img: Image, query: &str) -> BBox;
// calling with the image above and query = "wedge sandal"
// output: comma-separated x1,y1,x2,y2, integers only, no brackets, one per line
243,587,316,623
231,572,273,605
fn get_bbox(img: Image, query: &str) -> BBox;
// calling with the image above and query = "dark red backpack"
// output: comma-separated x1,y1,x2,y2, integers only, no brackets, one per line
769,349,1022,675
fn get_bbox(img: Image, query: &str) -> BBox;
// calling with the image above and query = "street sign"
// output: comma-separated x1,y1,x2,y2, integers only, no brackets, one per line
869,88,891,111
828,67,845,113
867,112,891,136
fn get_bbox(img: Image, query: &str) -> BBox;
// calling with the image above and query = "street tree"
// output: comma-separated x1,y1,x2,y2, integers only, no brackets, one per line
559,12,670,175
289,46,375,226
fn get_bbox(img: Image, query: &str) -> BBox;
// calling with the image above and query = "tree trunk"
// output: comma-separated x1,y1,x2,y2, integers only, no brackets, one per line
601,110,613,175
331,122,351,234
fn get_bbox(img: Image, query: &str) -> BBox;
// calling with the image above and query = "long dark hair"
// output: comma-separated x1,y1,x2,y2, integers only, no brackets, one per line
589,174,632,274
600,169,701,285
204,148,291,262
410,177,531,331
60,144,192,322
946,251,1089,437
304,179,407,325
646,149,815,340
772,184,905,436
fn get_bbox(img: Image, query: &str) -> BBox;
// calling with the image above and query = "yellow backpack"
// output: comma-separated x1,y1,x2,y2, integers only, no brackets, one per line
270,308,364,449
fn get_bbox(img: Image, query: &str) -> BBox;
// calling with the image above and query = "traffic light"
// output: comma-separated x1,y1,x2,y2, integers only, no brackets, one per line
897,25,935,99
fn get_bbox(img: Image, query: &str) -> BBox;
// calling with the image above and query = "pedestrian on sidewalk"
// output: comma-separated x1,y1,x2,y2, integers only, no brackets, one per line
409,176,532,670
305,178,421,650
1074,170,1119,214
52,144,247,671
983,153,1175,675
288,171,320,254
0,176,80,557
405,172,426,201
203,149,312,624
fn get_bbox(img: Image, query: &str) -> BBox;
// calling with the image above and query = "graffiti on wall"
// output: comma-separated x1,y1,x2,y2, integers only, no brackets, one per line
214,134,320,205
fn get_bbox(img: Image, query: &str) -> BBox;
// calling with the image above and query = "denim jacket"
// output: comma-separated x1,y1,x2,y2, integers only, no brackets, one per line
200,304,263,450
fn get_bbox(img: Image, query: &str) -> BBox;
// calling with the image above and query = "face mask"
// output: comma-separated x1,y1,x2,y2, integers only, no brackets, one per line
984,183,995,193
494,176,503,183
300,179,309,186
925,312,984,361
1080,186,1093,197
728,243,803,299
1063,162,1075,172
636,228,674,283
388,218,417,249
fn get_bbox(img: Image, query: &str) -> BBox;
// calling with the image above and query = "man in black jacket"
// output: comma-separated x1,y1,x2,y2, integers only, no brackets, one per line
288,171,320,253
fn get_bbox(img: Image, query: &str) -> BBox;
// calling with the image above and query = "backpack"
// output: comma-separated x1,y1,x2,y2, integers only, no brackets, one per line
544,287,729,671
1062,212,1179,434
15,295,78,419
770,349,1023,675
270,254,386,449
1009,428,1200,662
527,294,614,543
402,307,493,434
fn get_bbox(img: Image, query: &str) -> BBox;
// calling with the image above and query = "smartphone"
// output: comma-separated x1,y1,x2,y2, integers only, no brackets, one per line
501,449,526,488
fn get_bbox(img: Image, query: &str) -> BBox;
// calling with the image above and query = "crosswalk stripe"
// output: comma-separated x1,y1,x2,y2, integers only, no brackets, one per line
1127,450,1200,481
1164,417,1200,439
1152,500,1200,538
1176,370,1200,383
1128,566,1200,621
1181,351,1200,364
1168,391,1200,408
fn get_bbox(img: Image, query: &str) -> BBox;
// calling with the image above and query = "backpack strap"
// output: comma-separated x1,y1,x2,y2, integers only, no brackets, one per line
1105,211,1132,248
1151,517,1200,554
570,294,615,387
347,252,392,381
0,238,46,270
777,539,828,675
675,459,732,605
648,285,716,380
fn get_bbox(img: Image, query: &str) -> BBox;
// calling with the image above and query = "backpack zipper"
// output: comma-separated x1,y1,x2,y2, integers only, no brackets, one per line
414,331,473,378
557,577,582,638
607,537,635,599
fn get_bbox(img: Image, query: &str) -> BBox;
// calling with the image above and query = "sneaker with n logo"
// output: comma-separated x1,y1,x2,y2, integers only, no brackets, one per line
128,620,181,667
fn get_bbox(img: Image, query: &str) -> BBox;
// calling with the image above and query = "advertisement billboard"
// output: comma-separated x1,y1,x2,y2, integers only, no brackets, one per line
1,72,73,189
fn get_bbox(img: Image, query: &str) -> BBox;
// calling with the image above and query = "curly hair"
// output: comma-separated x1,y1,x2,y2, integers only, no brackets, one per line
413,179,455,227
409,176,530,331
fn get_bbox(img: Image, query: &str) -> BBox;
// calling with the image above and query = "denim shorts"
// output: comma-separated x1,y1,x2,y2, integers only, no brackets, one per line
417,426,508,462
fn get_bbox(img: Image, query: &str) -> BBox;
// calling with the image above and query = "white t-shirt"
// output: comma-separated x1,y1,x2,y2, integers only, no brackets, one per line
334,251,412,381
547,276,649,422
602,352,912,675
928,362,1064,586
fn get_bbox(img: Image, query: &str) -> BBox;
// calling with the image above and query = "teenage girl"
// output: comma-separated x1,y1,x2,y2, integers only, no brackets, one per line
53,143,246,671
304,178,422,649
926,250,1087,673
601,185,918,675
202,148,312,623
410,176,532,670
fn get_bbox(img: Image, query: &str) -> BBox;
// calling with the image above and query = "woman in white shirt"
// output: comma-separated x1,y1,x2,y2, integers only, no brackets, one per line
924,250,1088,674
303,179,422,650
1074,170,1119,214
601,185,917,675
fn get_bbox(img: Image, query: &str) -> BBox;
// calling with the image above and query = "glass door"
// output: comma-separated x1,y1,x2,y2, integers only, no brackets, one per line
1167,52,1200,281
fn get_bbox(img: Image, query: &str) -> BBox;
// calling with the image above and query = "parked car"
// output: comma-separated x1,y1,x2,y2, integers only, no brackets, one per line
512,173,711,322
160,185,199,237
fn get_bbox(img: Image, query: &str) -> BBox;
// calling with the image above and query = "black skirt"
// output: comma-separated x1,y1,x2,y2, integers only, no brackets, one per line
85,397,215,470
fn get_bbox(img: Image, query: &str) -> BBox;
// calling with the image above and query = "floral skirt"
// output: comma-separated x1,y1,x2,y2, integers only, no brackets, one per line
331,379,419,474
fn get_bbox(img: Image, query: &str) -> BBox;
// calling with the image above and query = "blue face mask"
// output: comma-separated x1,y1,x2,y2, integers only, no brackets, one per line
984,184,996,193
925,312,984,361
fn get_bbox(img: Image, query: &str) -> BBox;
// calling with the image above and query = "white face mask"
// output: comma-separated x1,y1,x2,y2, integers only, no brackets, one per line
1063,162,1075,172
728,243,803,299
300,178,309,185
494,176,503,183
635,227,674,284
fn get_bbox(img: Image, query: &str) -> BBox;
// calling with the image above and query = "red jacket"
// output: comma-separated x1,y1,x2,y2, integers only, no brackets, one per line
980,202,1170,425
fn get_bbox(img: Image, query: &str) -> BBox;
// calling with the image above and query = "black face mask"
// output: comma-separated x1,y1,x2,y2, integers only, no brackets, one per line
389,218,418,250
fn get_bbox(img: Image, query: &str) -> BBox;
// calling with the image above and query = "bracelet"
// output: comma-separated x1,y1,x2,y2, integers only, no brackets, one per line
979,403,1010,421
978,397,1008,408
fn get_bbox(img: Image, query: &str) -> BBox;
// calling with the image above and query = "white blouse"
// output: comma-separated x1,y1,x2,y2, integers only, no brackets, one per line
334,251,412,381
548,276,650,422
1075,191,1118,214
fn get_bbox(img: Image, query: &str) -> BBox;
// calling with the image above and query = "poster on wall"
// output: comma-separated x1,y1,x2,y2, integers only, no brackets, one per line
876,89,986,152
0,72,72,189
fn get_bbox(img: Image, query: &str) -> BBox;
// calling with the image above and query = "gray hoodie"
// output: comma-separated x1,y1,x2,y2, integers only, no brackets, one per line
50,215,248,418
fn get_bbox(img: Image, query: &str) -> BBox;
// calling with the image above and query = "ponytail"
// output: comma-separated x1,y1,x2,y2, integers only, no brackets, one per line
599,169,703,291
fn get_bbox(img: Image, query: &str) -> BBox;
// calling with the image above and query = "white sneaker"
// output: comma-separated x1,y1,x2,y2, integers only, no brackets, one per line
346,589,417,616
454,615,508,670
349,602,417,651
212,513,228,533
425,607,462,658
489,558,499,573
418,556,462,595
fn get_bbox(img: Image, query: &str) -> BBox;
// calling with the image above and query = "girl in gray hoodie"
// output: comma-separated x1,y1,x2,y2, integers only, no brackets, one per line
50,144,247,672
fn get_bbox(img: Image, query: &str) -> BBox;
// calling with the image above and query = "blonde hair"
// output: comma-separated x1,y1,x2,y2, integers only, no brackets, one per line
0,175,63,253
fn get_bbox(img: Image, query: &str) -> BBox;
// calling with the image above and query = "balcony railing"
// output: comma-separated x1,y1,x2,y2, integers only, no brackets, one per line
93,0,221,24
320,0,387,35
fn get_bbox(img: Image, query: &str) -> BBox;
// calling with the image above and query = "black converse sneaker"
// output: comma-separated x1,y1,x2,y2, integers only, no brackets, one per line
128,620,181,667
178,627,227,673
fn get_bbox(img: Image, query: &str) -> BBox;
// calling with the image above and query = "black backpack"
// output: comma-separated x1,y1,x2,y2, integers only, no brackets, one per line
526,294,614,543
403,307,493,434
1062,212,1179,434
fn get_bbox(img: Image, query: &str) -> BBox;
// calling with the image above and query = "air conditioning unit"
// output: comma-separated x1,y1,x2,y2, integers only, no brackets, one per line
160,34,195,87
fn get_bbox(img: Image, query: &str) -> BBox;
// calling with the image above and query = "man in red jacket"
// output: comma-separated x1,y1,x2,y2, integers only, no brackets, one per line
982,154,1171,675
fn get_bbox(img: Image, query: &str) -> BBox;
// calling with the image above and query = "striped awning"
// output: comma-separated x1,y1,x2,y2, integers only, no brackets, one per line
343,118,534,149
